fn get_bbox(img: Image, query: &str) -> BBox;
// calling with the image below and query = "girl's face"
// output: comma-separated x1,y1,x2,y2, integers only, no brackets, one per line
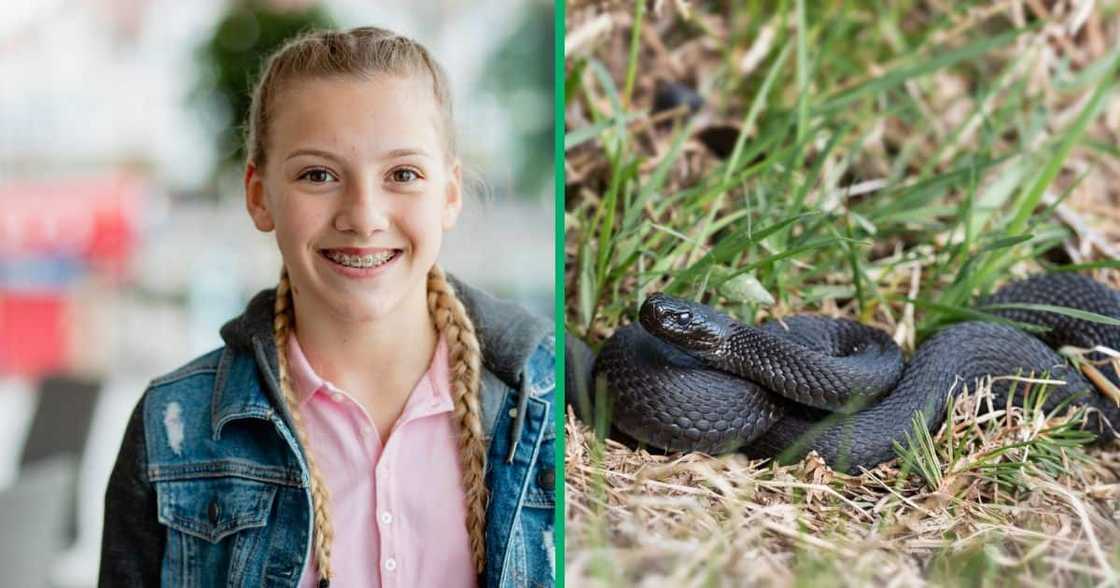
245,74,461,323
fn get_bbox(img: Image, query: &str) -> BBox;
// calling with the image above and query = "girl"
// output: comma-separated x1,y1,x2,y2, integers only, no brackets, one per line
98,27,555,588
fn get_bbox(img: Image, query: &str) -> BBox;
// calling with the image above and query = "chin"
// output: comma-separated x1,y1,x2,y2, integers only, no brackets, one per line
329,294,401,323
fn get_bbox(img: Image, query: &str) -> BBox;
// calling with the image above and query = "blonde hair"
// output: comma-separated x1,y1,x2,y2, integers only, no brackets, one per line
255,28,485,586
246,26,456,170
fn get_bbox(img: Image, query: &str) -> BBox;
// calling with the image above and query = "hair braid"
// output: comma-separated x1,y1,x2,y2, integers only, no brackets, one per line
427,265,489,573
271,265,487,582
273,268,335,587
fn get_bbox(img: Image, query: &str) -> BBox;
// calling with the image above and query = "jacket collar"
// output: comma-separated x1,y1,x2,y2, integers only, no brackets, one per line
211,274,551,438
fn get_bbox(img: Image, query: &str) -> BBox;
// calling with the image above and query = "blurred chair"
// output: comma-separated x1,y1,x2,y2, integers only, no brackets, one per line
19,376,101,545
20,376,101,466
51,375,147,588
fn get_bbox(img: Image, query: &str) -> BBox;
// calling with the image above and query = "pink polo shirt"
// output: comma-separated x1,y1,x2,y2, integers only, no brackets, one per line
287,333,476,588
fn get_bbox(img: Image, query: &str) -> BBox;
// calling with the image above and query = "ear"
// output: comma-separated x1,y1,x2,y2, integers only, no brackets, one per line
244,162,275,232
441,161,463,230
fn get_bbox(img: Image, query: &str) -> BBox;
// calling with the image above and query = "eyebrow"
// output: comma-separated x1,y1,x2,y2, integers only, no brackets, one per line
384,148,432,159
285,148,341,162
284,147,433,162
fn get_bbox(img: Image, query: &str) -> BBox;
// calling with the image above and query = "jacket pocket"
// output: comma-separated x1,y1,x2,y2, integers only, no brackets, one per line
155,476,280,587
157,477,276,542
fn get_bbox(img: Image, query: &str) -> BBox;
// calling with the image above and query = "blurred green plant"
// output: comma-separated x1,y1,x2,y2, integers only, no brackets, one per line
478,2,554,200
193,1,334,185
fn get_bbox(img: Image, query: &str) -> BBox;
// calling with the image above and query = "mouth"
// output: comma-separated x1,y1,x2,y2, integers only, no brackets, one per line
319,248,403,270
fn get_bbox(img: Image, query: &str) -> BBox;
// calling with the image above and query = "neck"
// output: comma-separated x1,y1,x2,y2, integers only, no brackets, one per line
290,281,439,400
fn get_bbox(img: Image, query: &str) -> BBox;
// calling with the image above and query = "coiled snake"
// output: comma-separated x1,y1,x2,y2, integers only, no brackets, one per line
572,274,1120,473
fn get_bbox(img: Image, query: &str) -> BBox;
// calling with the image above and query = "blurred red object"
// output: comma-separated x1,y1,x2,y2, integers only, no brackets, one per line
0,173,142,272
0,173,143,375
0,292,65,376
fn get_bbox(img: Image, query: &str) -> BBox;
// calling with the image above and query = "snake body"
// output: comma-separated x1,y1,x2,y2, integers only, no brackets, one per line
588,274,1120,473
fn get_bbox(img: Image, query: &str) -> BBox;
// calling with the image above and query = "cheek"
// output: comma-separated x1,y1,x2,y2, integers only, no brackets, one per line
274,215,308,248
272,200,327,252
280,193,326,226
399,197,449,244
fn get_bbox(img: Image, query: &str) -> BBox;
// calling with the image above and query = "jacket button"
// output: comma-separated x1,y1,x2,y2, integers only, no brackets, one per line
537,468,554,489
208,500,220,524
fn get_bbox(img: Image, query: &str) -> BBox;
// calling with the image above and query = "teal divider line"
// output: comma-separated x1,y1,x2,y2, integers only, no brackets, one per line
553,0,567,586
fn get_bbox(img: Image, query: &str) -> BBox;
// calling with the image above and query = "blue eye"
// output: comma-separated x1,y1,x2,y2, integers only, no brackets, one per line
300,168,337,183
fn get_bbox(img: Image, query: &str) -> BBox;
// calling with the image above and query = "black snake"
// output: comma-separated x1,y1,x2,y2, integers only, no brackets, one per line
569,273,1120,473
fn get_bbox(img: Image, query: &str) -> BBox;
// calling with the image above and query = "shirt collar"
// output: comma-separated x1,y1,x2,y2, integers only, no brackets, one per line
407,336,454,418
284,332,454,416
285,332,326,407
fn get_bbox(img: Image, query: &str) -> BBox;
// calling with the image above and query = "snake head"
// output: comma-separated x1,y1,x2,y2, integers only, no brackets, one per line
639,293,728,354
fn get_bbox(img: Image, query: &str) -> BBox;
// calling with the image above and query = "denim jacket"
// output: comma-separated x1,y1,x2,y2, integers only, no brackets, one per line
99,277,556,587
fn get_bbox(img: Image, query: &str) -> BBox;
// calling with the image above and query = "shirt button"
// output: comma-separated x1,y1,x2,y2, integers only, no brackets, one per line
380,511,393,525
384,558,397,571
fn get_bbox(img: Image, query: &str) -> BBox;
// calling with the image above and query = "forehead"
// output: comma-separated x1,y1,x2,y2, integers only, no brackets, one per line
267,74,445,159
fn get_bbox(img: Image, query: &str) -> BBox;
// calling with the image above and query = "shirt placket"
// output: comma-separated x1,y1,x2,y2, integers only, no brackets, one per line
321,379,395,586
378,376,454,586
374,426,397,585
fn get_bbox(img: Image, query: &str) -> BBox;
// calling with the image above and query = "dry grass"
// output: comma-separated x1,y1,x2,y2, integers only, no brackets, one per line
564,0,1120,585
566,379,1120,586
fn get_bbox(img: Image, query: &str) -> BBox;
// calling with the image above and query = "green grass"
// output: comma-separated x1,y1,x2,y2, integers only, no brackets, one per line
564,0,1120,585
567,3,1119,350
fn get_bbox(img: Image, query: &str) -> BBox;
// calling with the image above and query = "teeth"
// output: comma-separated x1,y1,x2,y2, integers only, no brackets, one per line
326,250,395,268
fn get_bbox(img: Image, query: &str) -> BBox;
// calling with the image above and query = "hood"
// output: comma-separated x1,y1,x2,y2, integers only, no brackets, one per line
218,274,552,390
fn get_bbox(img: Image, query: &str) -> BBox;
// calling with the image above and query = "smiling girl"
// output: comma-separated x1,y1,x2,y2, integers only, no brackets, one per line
99,27,555,587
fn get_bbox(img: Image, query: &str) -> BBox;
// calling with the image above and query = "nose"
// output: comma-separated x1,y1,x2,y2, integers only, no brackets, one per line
333,175,389,236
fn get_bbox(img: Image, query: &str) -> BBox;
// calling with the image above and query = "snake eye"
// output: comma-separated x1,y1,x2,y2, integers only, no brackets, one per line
674,311,692,326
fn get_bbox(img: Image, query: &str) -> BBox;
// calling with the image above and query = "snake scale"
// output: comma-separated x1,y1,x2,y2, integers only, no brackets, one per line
573,273,1120,473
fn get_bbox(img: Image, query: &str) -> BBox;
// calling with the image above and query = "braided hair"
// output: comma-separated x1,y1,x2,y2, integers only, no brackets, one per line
271,265,488,586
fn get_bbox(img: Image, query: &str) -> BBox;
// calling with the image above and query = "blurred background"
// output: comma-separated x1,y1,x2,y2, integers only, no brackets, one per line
0,0,554,585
